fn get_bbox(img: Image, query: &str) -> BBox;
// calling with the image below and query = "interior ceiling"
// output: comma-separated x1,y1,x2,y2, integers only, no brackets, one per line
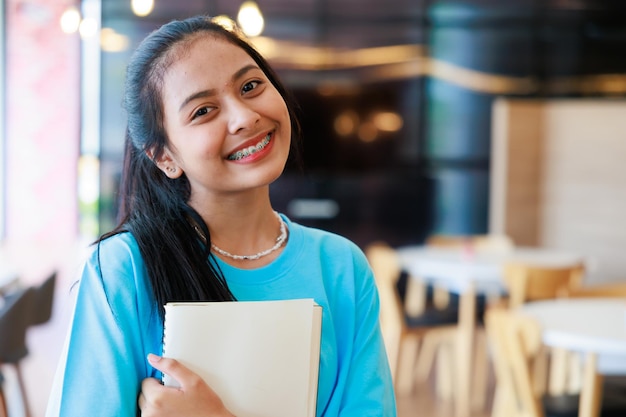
100,0,431,86
103,0,428,49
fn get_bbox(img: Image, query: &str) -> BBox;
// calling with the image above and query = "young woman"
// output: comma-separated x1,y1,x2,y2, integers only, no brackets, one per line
46,15,396,417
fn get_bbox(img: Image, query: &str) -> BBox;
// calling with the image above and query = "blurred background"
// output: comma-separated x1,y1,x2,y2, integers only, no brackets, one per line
4,0,626,248
0,0,625,416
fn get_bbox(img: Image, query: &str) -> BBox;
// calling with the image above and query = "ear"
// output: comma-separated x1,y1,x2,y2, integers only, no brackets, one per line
146,147,183,179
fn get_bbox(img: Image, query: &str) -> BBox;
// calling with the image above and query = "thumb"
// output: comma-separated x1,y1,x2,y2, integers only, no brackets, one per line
147,353,196,388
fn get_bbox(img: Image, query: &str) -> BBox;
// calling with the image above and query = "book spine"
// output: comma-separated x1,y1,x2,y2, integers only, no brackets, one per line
161,304,170,384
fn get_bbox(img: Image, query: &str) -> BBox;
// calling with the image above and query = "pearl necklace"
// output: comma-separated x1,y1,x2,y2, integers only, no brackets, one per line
207,212,288,261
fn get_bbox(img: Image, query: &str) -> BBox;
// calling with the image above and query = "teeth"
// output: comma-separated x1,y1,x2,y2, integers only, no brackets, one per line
228,134,271,160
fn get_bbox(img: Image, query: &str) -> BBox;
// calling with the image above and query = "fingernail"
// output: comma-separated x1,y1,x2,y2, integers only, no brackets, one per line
147,353,162,363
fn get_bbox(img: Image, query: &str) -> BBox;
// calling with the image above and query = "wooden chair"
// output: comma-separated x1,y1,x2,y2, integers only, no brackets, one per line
365,242,458,397
487,306,626,417
0,271,54,417
551,280,626,399
500,261,586,398
426,233,514,254
423,234,511,409
486,307,545,417
0,287,36,417
560,281,626,298
31,271,56,326
425,233,513,309
503,262,585,309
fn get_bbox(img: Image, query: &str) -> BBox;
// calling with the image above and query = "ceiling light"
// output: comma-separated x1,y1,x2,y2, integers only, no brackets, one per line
358,121,378,143
101,28,130,52
237,1,264,37
334,111,359,137
373,111,403,132
131,0,154,17
60,6,81,34
79,17,98,38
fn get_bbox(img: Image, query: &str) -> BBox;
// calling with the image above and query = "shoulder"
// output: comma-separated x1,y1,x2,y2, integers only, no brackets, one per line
287,217,366,261
284,216,371,280
81,232,150,300
74,232,160,331
87,232,144,272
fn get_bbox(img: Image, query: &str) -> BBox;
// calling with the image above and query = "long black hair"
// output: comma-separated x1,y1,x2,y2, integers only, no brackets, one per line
99,15,301,318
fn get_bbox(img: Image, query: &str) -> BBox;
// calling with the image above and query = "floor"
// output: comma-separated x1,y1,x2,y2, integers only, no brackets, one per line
2,241,493,417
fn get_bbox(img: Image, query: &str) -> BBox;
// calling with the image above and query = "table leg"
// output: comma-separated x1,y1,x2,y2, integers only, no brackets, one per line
404,275,426,317
578,352,603,417
471,327,488,410
455,284,476,417
549,347,570,395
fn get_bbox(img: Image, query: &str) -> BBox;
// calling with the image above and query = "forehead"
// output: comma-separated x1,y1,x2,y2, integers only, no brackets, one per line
161,35,260,114
175,33,237,57
161,35,257,102
165,34,254,81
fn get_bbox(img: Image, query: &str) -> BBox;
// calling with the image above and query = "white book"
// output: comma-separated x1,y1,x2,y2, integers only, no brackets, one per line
162,298,322,417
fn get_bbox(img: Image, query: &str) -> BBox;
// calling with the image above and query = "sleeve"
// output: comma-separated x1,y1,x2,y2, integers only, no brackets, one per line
45,238,159,417
337,248,398,417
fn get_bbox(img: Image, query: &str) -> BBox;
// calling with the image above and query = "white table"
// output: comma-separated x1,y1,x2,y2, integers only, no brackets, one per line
396,245,583,417
521,298,626,417
397,246,582,295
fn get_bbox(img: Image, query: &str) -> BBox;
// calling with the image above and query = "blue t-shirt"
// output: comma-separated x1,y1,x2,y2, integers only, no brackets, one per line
46,215,397,416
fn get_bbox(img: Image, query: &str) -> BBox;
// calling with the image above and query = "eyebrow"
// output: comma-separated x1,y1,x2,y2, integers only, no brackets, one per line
178,64,260,112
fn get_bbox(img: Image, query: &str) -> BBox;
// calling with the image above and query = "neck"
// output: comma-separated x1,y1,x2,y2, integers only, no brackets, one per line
193,206,285,257
210,211,287,261
190,189,274,244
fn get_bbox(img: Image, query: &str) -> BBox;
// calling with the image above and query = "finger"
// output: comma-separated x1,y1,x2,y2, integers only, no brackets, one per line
137,392,146,411
139,377,180,415
141,376,164,393
147,354,200,389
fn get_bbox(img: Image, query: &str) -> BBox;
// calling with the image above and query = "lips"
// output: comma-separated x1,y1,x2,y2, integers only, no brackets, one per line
227,133,272,161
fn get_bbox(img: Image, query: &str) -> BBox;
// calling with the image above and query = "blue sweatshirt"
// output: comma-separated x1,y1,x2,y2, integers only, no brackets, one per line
46,215,397,416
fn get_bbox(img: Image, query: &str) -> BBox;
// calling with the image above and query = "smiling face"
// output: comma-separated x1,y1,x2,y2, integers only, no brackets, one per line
156,34,291,203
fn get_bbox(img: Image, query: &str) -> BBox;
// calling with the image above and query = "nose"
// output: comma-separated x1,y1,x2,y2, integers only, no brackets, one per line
226,98,260,134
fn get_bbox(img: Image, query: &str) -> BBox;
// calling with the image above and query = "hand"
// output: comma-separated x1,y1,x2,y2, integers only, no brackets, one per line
138,354,235,417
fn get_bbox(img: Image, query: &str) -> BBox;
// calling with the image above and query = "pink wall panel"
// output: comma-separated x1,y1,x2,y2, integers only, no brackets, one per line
5,1,81,243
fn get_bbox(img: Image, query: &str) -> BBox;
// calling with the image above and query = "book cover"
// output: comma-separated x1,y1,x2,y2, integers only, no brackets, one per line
162,298,322,417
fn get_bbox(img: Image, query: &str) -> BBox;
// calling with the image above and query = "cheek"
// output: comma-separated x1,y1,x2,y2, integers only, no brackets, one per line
279,99,290,122
170,132,224,172
266,90,290,123
193,138,224,162
277,103,292,140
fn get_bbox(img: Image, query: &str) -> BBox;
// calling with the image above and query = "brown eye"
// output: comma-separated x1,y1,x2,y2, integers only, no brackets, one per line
192,107,210,120
242,80,260,94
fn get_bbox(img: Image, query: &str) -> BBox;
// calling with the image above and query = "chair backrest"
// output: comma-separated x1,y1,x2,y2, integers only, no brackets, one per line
486,307,545,417
425,234,514,309
426,234,514,253
504,262,585,309
365,241,406,382
365,242,404,335
0,287,35,363
561,281,626,298
31,271,57,326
